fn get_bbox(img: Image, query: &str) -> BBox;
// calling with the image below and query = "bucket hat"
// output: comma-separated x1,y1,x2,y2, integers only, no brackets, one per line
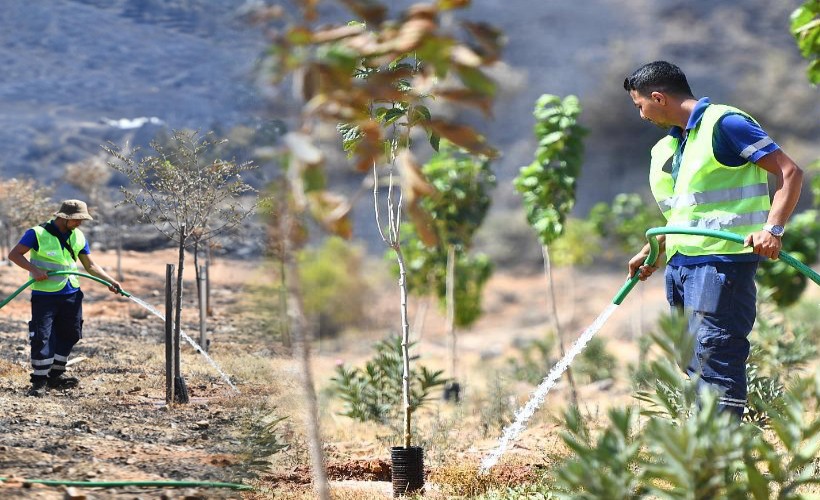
54,200,93,221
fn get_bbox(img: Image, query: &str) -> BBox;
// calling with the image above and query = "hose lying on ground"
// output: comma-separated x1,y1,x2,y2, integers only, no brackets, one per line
0,477,253,491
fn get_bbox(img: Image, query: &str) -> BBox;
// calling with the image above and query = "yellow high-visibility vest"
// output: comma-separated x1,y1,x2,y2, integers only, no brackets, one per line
29,223,86,292
649,104,771,261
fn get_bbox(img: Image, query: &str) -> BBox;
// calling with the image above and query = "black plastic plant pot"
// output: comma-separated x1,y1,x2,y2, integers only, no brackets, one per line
442,380,461,403
174,375,190,404
391,446,424,497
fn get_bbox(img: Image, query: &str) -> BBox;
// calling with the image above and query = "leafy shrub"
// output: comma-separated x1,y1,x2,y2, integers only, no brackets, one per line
298,236,371,337
756,209,820,307
506,334,557,385
532,313,820,499
477,372,516,437
588,192,665,256
550,218,602,267
330,335,447,425
742,297,819,424
396,232,494,328
237,402,290,476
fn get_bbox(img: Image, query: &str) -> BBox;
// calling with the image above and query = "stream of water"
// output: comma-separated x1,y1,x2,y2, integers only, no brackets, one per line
479,303,620,474
128,295,239,393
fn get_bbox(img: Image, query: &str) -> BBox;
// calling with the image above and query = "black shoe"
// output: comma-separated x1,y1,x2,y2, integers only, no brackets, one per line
47,375,80,389
27,379,48,397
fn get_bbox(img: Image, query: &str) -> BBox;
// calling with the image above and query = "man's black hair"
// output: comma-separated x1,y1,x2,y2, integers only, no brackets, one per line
623,61,694,98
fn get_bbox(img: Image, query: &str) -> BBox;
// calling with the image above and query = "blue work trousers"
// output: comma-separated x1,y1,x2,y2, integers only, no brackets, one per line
665,261,758,418
29,290,84,381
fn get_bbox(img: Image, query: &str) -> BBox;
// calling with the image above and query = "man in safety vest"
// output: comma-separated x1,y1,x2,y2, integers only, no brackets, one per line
623,61,804,418
8,199,122,397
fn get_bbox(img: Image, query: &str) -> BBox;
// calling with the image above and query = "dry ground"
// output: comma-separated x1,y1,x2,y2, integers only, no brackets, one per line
0,246,734,499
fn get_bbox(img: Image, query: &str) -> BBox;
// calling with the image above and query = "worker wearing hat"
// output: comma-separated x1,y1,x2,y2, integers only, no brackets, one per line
8,199,122,397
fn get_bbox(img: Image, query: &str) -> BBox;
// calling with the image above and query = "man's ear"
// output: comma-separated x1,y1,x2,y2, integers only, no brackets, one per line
649,92,669,106
650,91,667,105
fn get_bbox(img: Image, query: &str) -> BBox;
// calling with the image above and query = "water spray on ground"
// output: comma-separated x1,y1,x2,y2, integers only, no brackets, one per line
128,295,239,393
479,303,618,474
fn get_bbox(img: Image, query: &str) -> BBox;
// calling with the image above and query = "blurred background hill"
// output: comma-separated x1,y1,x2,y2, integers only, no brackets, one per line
1,0,817,260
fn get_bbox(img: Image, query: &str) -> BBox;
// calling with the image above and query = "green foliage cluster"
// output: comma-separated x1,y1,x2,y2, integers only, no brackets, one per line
533,312,820,499
477,373,516,437
243,237,372,340
298,236,370,337
514,94,587,246
549,218,602,267
266,0,502,171
400,234,493,328
791,0,820,84
757,209,820,307
589,193,666,255
745,302,819,424
330,336,448,424
420,142,496,249
237,402,290,476
506,334,616,386
396,142,496,328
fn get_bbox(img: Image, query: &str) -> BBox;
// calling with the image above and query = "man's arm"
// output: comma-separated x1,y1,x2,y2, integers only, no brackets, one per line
78,253,122,294
744,149,804,260
8,243,48,281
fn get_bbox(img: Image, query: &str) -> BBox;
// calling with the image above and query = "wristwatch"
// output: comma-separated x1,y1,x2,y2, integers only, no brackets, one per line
762,224,785,237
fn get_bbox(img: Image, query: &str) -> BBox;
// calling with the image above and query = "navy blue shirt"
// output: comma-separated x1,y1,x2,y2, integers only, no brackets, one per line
19,225,90,295
666,98,779,266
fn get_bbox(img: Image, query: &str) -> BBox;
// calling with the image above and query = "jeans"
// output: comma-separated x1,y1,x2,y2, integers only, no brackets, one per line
665,261,758,417
29,290,84,381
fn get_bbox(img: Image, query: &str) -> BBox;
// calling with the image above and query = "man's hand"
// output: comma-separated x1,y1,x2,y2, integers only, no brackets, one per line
744,230,782,260
31,268,49,282
628,251,659,281
108,281,122,294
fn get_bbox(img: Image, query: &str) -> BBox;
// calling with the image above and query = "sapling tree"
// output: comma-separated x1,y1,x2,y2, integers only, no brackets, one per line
261,0,502,471
104,130,260,390
513,94,586,406
259,3,502,495
396,141,496,398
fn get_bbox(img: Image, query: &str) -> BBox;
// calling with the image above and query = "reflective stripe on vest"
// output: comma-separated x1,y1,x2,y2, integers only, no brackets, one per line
649,104,771,260
29,225,85,292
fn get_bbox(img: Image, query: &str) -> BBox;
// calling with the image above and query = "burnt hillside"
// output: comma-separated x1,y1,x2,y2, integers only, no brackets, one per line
1,0,816,247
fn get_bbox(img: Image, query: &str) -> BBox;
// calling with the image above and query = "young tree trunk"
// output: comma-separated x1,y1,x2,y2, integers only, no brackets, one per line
116,234,124,282
446,244,457,381
194,240,201,310
284,248,330,500
174,227,186,386
276,184,329,497
542,244,578,407
394,245,413,449
205,243,212,317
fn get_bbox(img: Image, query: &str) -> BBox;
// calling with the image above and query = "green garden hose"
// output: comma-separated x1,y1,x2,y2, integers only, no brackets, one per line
0,270,131,310
613,227,820,305
0,477,252,491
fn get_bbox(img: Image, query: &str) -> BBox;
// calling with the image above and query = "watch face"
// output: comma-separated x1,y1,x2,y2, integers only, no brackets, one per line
767,225,785,236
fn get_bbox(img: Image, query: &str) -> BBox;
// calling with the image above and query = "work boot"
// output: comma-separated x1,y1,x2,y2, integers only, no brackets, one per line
27,378,48,397
47,375,79,390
